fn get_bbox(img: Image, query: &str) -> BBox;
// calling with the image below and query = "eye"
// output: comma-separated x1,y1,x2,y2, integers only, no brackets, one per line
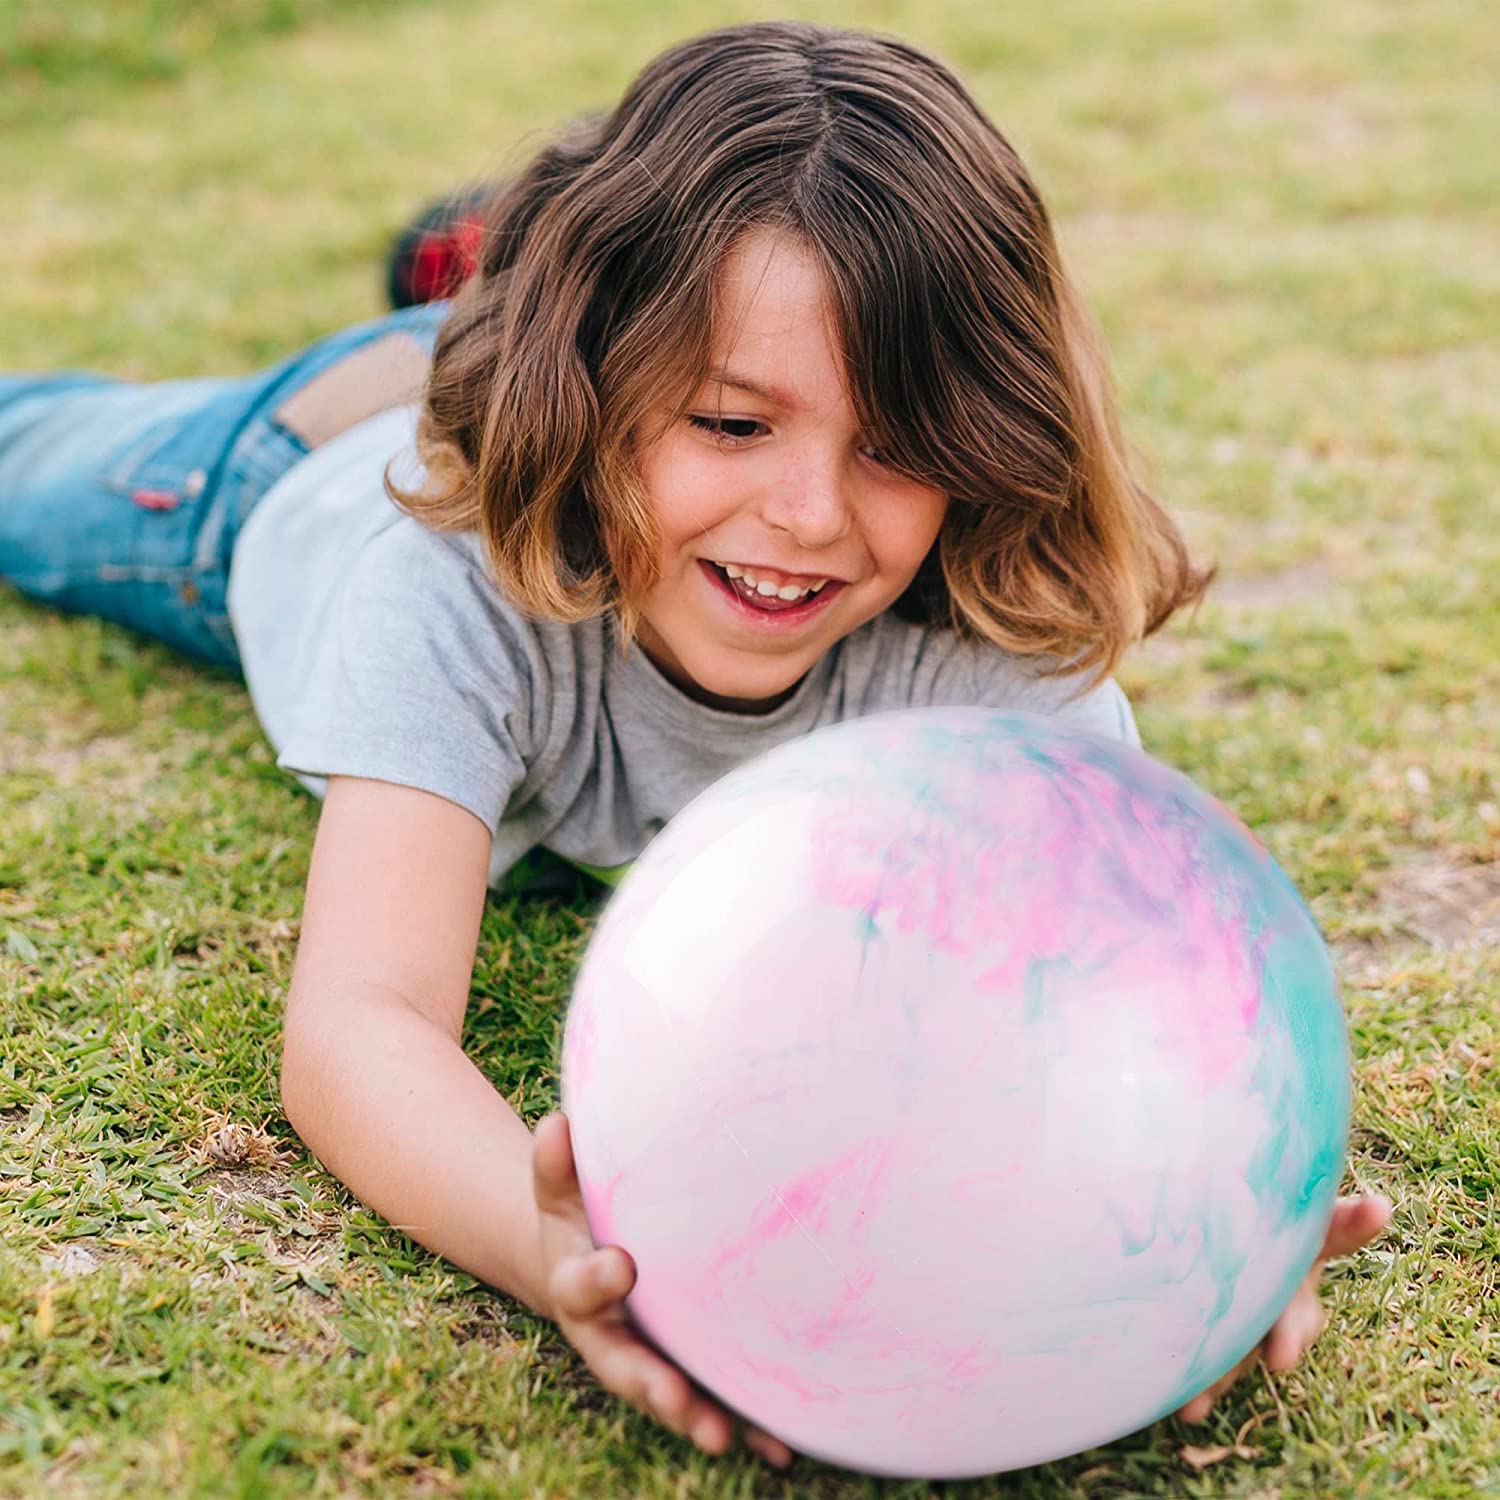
687,415,764,443
688,415,896,469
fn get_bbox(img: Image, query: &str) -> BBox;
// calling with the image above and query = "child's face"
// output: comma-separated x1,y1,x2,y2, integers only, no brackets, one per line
631,229,949,715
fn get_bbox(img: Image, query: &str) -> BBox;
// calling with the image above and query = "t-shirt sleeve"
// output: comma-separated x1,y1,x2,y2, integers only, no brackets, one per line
900,626,1143,749
981,658,1143,749
273,522,546,830
1031,670,1142,747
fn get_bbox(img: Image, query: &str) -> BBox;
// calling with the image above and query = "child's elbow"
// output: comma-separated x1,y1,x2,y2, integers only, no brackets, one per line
277,1003,325,1135
277,1033,309,1134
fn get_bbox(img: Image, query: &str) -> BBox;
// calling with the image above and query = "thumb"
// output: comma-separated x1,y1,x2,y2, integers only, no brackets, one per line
532,1112,585,1218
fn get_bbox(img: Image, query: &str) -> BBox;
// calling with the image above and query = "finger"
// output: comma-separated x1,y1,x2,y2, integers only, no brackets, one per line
571,1316,691,1426
1177,1390,1215,1424
570,1319,735,1453
1265,1291,1328,1372
1318,1194,1394,1261
549,1245,636,1319
1176,1347,1259,1423
642,1365,734,1454
651,1374,735,1455
744,1424,795,1468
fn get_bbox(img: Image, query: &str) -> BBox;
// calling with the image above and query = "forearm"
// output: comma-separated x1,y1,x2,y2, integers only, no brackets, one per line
279,984,554,1318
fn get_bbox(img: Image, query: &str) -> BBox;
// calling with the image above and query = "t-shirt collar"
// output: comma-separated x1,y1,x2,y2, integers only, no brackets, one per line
604,612,836,739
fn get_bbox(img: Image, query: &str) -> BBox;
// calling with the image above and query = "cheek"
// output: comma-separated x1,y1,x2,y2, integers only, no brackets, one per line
639,444,732,553
873,490,948,572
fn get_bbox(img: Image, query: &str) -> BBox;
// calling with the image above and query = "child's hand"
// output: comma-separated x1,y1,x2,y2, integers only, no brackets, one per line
1176,1192,1394,1423
530,1113,795,1469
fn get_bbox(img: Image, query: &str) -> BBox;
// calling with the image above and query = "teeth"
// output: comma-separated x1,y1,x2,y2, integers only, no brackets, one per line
712,561,830,600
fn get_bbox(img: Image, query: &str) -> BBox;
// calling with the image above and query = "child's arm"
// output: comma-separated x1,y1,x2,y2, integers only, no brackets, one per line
277,777,554,1308
278,777,793,1468
286,985,556,1290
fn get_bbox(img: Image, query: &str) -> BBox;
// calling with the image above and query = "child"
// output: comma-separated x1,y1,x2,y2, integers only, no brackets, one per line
1,20,1388,1470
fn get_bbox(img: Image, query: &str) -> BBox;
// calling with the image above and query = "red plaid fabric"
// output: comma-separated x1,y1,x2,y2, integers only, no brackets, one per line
386,191,490,308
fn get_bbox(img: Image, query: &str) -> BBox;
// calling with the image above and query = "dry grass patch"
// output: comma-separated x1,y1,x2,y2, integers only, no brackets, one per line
0,732,162,785
1208,562,1342,611
1346,854,1500,953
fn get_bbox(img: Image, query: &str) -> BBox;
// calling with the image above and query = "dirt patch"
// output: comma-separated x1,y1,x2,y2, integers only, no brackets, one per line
1379,855,1500,948
203,1166,300,1207
448,1300,526,1354
181,918,300,971
199,1163,347,1258
191,1125,348,1255
0,731,162,785
39,1245,104,1278
1340,855,1500,959
2,732,171,827
1206,563,1341,611
1225,82,1377,157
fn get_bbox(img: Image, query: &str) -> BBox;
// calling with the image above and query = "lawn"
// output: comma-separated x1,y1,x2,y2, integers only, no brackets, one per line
2,0,1497,1495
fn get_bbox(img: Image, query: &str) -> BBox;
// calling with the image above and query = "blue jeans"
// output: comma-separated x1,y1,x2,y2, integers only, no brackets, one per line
0,302,449,669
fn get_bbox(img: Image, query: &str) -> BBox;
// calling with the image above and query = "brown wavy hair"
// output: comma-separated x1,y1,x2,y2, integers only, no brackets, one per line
389,19,1213,686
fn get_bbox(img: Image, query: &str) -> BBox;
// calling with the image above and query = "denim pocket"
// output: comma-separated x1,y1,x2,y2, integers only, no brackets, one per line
92,398,311,664
99,400,300,567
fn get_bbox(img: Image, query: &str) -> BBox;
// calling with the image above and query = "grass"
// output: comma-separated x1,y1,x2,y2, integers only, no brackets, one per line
2,0,1498,1493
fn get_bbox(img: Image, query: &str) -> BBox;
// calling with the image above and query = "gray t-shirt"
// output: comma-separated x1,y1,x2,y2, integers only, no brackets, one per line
227,406,1142,890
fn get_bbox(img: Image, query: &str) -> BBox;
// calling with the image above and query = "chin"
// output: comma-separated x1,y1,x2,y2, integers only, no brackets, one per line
708,659,795,690
687,656,810,710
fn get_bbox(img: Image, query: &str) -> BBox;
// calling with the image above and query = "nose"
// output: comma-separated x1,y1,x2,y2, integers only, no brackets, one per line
757,450,854,550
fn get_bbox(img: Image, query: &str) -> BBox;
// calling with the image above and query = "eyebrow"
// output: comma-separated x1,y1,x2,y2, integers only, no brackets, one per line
706,366,803,412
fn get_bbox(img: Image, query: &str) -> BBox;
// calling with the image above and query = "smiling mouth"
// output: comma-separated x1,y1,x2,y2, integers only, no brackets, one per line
699,560,844,618
709,563,814,612
711,559,838,591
